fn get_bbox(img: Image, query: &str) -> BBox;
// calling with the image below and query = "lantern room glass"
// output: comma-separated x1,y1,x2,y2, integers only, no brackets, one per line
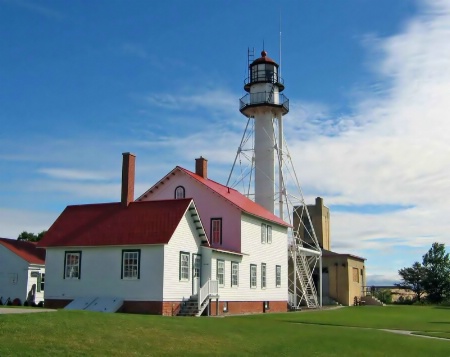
251,64,277,83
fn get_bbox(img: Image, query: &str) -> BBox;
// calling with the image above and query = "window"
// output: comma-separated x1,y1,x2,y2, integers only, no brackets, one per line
217,260,225,286
179,252,190,281
250,264,257,288
211,218,222,245
261,224,272,244
352,267,359,283
122,250,140,279
37,273,45,292
231,262,239,287
276,265,281,287
193,254,201,279
64,251,81,279
261,263,266,289
267,225,272,244
261,223,267,244
174,186,185,199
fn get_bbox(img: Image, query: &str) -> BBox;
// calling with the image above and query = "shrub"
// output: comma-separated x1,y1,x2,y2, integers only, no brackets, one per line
374,289,392,304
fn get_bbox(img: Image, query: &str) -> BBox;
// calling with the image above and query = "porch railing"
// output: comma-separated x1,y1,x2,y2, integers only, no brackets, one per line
198,279,218,310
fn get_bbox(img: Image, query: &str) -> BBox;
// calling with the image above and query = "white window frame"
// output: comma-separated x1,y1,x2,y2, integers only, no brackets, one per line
267,225,272,244
250,264,257,288
261,263,267,289
261,223,267,244
180,252,190,281
217,259,225,286
64,251,81,279
122,250,140,280
231,262,239,287
276,265,281,287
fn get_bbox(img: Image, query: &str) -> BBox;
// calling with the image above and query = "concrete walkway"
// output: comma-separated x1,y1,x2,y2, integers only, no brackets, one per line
294,322,450,342
0,307,56,314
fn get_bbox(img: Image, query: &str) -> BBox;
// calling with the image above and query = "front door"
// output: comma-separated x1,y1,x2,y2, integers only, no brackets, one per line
192,254,201,296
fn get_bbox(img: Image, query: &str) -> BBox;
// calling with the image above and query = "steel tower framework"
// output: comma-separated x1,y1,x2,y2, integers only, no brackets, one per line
227,108,322,309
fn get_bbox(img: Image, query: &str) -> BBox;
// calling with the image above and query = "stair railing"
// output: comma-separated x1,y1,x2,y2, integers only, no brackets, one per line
198,279,218,311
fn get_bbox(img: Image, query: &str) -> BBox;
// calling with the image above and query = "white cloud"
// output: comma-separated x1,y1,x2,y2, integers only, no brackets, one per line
38,168,111,181
0,208,57,238
145,88,237,116
280,0,450,280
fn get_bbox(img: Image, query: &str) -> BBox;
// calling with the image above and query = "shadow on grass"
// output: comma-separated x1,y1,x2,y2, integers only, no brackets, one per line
432,306,450,310
429,322,450,325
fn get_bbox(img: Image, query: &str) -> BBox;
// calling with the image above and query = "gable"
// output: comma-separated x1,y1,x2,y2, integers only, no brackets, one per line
38,199,200,248
138,166,290,228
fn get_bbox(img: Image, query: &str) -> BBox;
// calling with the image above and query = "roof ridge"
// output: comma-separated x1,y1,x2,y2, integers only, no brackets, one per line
176,166,237,191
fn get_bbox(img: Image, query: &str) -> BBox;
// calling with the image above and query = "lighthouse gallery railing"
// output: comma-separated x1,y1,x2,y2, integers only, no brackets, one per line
239,92,289,113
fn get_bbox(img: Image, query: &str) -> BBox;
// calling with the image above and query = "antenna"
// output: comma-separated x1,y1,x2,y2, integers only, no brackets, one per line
279,9,282,78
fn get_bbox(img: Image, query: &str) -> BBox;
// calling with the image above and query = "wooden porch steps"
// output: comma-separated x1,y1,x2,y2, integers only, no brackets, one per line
177,296,210,317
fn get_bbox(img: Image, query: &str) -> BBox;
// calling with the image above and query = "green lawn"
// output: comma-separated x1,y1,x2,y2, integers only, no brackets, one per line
0,306,449,356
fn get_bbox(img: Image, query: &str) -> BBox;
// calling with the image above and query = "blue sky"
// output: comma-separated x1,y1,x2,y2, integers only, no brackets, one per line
1,0,449,285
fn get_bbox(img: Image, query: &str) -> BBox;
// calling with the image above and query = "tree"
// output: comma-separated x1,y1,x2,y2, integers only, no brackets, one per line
396,261,426,302
422,242,450,303
17,230,47,242
374,289,392,304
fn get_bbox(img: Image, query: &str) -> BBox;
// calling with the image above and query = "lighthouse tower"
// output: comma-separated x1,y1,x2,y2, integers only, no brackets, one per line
229,49,322,309
239,50,289,214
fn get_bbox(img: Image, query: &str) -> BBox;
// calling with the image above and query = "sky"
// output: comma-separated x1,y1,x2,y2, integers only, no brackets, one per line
1,0,449,286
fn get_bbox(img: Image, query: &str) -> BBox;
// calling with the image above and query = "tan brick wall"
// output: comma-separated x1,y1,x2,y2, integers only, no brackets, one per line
324,256,365,306
294,197,330,250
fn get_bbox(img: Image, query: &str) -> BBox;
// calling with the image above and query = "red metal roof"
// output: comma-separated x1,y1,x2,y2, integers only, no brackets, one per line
0,238,45,264
251,50,278,66
38,199,196,248
176,167,290,227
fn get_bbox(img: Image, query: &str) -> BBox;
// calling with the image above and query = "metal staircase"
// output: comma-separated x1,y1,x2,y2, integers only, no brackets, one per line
290,244,319,308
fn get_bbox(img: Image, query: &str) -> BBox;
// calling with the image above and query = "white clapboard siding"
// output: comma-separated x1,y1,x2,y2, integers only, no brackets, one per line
163,208,203,301
45,245,165,301
210,213,288,302
0,245,31,302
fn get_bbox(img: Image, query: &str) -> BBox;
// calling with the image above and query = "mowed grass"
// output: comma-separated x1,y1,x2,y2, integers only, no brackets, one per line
0,306,449,356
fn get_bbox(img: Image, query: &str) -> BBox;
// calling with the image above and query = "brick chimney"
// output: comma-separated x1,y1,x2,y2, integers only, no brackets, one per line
195,157,208,179
121,152,136,206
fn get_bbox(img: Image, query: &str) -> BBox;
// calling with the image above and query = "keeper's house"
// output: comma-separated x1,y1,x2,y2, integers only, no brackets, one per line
38,153,289,315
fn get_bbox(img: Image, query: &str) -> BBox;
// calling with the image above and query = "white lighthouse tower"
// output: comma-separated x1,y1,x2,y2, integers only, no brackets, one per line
239,50,288,214
229,49,322,309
